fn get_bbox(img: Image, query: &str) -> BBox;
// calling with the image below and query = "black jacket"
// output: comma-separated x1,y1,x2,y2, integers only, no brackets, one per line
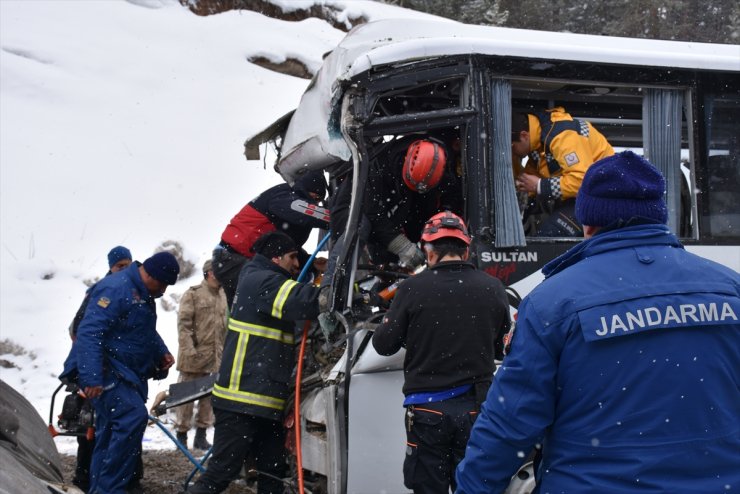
211,254,320,420
364,137,463,248
372,261,510,395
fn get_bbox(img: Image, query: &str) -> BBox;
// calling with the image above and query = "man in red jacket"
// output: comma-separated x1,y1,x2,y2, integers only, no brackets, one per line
213,171,329,308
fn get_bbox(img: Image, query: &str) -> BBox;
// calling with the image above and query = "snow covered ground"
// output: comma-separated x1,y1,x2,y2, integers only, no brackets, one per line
0,0,433,454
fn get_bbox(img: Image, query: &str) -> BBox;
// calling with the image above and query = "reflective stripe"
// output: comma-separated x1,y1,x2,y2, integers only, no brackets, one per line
229,331,249,390
212,384,285,410
272,280,298,319
228,318,294,344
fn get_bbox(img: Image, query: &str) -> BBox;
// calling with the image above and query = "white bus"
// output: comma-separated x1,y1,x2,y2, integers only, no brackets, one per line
247,18,740,494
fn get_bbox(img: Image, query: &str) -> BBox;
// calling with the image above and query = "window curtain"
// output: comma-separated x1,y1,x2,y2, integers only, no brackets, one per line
491,79,526,247
643,89,683,234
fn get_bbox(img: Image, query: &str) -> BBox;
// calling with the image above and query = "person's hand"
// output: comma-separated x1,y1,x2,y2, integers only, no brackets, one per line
387,235,425,269
515,173,539,195
83,385,104,399
313,257,328,273
160,353,175,370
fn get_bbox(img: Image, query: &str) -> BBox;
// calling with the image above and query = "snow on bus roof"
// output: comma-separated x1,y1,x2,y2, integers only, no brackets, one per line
341,19,740,78
264,18,739,181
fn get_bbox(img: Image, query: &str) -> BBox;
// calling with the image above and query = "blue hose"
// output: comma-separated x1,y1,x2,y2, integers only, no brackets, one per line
297,231,332,282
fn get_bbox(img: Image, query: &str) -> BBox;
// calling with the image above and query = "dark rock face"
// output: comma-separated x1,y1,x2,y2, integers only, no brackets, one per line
179,0,367,32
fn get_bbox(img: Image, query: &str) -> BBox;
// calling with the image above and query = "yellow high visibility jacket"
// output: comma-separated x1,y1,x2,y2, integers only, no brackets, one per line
524,107,614,201
211,254,320,421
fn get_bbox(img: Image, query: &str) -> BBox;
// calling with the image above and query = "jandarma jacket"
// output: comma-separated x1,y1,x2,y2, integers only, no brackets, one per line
211,254,320,421
456,223,740,493
176,279,228,374
523,107,614,202
61,262,170,400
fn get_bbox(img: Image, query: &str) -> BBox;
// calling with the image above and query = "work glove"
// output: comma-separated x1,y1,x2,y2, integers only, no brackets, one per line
387,234,425,269
318,285,338,341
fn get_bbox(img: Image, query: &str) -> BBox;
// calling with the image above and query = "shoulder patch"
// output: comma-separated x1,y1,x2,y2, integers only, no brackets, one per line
96,297,111,308
564,152,580,166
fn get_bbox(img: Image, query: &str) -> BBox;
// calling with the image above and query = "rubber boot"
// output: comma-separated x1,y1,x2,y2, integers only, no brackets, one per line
176,431,188,449
193,427,211,450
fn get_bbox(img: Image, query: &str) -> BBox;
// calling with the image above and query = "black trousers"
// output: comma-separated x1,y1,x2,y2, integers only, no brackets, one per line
403,395,478,494
211,246,249,309
187,408,286,494
536,199,583,237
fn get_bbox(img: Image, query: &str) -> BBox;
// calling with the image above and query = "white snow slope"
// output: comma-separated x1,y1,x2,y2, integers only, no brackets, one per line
0,0,432,453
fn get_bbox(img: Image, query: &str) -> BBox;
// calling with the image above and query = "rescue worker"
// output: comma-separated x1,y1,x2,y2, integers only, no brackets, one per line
511,106,614,237
66,245,134,493
69,246,133,340
213,170,330,307
174,259,228,451
366,136,463,270
456,151,740,493
372,211,510,494
61,251,179,494
188,232,321,494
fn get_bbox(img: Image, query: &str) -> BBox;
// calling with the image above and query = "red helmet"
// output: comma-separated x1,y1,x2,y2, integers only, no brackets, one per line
402,139,447,193
421,211,470,245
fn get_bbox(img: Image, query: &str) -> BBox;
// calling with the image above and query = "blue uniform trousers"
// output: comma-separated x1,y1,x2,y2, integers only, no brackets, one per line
89,381,148,494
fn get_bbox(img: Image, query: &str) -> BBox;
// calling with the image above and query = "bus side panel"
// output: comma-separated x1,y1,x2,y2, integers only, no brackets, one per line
347,370,409,493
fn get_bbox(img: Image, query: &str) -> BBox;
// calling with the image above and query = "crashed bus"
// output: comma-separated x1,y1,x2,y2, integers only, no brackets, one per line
246,18,740,494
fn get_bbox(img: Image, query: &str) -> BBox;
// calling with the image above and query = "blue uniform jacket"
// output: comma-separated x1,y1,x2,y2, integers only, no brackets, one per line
61,262,169,399
456,224,740,493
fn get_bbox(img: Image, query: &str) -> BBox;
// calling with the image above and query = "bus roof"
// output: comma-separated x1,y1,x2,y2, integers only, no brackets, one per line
249,19,739,182
344,18,740,76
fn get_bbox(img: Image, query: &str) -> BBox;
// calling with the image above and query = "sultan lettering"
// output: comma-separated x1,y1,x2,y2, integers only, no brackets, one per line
595,302,738,336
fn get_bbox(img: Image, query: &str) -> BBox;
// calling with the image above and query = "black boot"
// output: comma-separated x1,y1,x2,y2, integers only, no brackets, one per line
193,428,211,450
176,431,188,449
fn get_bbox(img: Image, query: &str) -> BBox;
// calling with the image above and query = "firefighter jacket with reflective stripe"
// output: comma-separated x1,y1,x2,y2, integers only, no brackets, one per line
211,254,320,421
523,107,614,202
221,183,329,258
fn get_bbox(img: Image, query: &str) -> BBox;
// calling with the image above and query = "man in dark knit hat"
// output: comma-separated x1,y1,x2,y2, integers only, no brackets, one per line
61,251,180,493
188,231,320,494
457,151,740,493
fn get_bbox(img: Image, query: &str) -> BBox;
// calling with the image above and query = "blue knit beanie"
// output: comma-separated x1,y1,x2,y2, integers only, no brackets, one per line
107,245,132,268
143,252,180,285
576,151,668,227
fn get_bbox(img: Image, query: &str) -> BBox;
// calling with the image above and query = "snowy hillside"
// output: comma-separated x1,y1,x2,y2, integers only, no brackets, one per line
0,0,433,452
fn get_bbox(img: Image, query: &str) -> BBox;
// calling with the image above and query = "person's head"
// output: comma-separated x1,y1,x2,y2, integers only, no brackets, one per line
511,112,531,159
294,170,327,202
141,252,180,298
420,211,470,266
107,245,132,273
576,150,668,238
402,139,447,193
253,231,300,276
203,259,220,289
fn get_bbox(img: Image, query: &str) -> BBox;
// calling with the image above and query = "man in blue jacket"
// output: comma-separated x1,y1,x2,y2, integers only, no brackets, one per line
456,151,740,493
188,232,320,494
62,251,180,494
